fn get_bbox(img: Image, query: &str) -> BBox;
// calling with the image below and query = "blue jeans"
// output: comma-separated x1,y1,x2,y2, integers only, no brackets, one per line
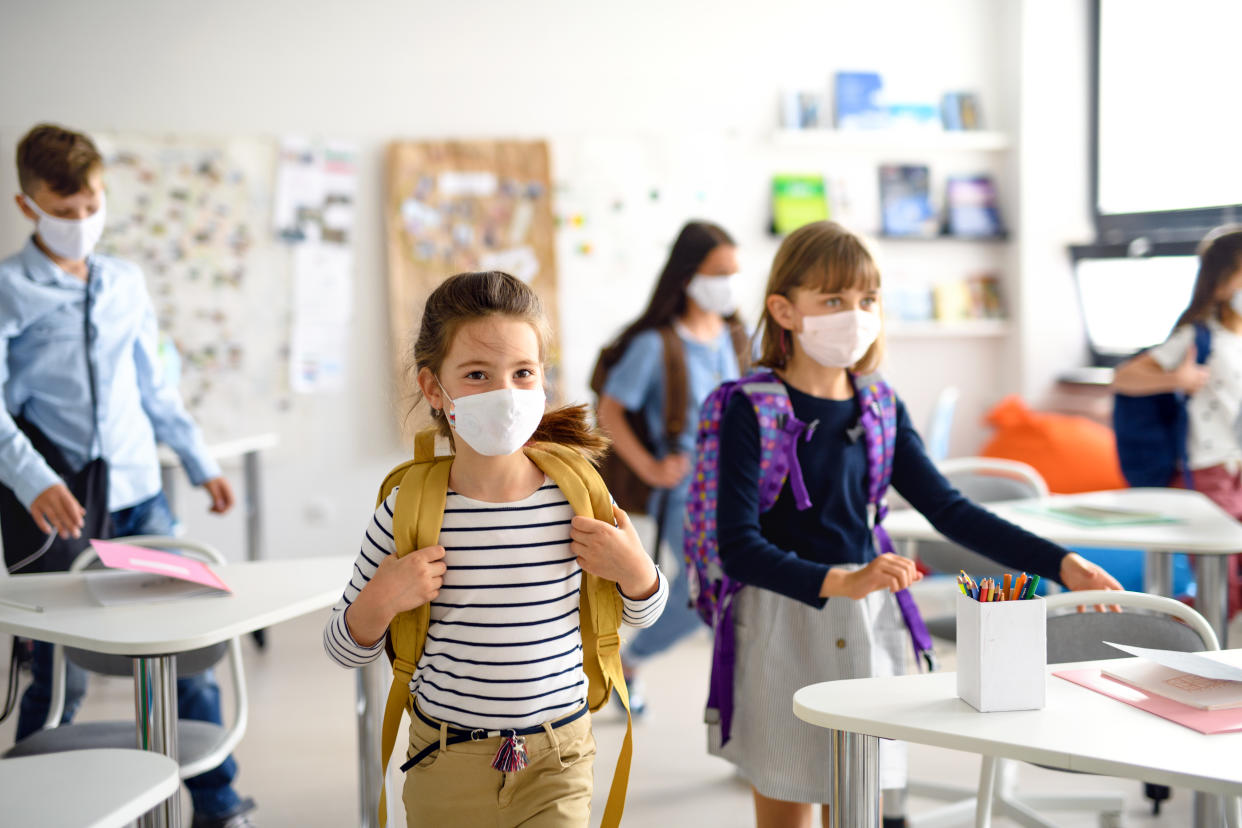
15,492,242,819
626,484,704,663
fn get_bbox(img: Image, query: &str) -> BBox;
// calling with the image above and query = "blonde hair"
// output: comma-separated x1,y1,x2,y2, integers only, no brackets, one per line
412,271,608,460
756,221,885,373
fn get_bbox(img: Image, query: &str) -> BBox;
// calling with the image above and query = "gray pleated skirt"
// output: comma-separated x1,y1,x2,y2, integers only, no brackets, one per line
708,569,909,803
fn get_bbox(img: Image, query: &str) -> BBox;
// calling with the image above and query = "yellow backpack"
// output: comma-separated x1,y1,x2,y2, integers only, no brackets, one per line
375,428,634,827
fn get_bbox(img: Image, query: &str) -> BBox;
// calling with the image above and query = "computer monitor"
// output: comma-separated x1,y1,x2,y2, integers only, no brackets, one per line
1072,249,1198,366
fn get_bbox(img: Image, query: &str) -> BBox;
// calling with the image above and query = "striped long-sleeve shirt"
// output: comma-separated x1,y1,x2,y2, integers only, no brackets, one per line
323,477,668,729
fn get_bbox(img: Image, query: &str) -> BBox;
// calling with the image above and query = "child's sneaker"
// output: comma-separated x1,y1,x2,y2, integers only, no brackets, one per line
191,798,257,828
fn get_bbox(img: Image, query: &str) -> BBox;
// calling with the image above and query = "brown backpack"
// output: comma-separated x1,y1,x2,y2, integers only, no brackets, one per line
590,321,750,515
590,326,687,515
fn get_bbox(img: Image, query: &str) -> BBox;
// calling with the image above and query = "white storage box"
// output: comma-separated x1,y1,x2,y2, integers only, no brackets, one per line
955,591,1046,712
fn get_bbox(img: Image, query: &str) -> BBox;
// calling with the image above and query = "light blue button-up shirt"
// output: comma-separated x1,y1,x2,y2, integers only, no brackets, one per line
0,238,220,510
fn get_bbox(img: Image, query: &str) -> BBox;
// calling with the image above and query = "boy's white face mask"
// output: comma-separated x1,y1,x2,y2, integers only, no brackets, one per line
24,193,107,261
685,273,737,316
796,310,882,368
436,379,546,456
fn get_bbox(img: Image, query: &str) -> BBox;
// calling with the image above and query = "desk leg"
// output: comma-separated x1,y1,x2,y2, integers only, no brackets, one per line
1195,555,1231,648
1145,549,1175,598
828,729,880,828
244,450,267,649
356,661,385,828
135,655,180,828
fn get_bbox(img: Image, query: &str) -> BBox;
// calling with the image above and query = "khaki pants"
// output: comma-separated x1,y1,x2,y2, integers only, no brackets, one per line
402,705,595,828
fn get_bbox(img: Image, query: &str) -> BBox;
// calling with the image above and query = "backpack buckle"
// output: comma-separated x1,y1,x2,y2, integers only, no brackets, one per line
596,632,620,655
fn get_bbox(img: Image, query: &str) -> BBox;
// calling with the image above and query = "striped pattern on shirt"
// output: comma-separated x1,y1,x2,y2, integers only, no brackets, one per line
323,476,668,730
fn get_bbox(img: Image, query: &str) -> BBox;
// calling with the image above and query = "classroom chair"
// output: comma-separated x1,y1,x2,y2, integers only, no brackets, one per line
3,536,248,780
913,457,1051,639
923,386,960,464
973,590,1239,828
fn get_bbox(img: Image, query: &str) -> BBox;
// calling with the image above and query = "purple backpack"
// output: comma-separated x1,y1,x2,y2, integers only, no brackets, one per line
683,370,935,745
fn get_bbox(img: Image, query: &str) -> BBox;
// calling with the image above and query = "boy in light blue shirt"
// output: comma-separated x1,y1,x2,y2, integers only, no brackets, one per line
1,123,255,828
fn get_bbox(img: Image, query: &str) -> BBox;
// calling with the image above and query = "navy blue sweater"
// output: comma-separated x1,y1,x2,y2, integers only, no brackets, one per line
717,379,1068,608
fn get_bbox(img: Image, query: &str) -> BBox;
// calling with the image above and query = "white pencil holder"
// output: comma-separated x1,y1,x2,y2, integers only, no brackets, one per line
955,591,1046,712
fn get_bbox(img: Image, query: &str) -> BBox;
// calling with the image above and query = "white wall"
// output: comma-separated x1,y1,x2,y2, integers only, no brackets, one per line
0,0,1083,559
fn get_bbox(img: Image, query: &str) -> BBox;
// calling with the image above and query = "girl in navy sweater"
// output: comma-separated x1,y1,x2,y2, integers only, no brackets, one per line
710,221,1121,828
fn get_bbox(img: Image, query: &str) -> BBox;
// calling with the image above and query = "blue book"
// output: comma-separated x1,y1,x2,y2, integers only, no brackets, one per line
879,164,937,238
835,71,885,130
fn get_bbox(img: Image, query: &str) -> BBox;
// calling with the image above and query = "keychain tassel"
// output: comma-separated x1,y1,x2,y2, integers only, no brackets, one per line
491,734,529,772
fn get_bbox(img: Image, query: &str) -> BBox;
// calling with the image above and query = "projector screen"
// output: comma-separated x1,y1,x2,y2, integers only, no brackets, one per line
1096,0,1242,220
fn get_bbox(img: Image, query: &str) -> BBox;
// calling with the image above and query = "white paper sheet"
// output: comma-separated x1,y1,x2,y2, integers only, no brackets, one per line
1103,641,1242,682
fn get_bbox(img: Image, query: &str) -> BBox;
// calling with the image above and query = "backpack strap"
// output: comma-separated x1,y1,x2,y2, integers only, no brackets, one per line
658,326,688,445
853,373,936,671
526,443,632,828
736,371,817,512
376,451,451,827
1179,322,1214,489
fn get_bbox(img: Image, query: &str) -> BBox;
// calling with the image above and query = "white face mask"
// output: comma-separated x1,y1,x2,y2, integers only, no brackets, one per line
24,193,107,261
437,380,546,456
1230,291,1242,316
796,309,882,368
685,273,737,316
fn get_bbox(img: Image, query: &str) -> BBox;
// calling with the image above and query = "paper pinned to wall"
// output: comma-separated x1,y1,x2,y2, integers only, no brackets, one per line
94,132,289,440
276,136,358,394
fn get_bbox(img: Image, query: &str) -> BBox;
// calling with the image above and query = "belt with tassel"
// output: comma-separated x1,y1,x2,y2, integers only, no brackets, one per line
402,704,588,773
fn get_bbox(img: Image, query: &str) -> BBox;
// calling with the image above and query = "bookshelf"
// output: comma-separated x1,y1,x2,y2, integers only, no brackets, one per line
886,319,1010,339
771,129,1012,153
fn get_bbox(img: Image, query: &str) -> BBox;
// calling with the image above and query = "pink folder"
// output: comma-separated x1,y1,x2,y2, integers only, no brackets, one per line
1055,668,1242,734
90,539,231,593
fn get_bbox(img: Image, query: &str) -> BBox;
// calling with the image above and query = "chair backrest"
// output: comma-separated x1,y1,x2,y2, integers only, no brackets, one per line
924,386,960,463
916,458,1049,577
66,536,230,677
1044,590,1219,664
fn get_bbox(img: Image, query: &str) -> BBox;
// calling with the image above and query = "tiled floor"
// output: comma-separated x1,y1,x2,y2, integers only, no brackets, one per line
2,595,1235,827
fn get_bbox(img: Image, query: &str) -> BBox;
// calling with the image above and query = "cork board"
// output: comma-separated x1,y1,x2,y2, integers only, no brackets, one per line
385,140,560,437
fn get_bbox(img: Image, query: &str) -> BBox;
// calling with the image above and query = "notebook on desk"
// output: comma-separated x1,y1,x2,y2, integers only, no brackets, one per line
1016,503,1182,527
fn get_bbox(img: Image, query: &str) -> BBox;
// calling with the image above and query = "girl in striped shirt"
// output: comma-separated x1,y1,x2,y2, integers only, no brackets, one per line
324,271,667,827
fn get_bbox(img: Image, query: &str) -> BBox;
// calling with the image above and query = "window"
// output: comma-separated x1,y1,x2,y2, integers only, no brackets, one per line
1092,0,1242,242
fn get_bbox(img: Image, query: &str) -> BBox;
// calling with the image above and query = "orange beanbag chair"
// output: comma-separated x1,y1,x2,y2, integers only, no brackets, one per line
979,395,1127,494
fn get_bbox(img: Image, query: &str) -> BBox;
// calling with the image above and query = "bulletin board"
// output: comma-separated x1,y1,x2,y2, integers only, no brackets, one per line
384,140,559,431
93,133,291,441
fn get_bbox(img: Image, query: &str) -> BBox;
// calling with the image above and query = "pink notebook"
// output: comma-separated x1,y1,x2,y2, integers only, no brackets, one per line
1055,668,1242,734
91,539,231,593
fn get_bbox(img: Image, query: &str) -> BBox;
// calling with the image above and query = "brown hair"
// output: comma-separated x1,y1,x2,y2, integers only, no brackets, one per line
1171,226,1242,330
16,124,103,197
413,270,608,460
755,221,885,373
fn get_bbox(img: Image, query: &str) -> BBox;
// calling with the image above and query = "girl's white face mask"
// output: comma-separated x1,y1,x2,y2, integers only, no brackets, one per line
437,380,546,456
1230,290,1242,316
685,273,737,316
24,193,107,261
796,309,882,368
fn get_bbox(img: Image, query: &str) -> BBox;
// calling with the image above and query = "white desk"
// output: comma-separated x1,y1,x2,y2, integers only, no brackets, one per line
883,488,1242,645
793,658,1242,828
0,555,351,827
2,749,180,828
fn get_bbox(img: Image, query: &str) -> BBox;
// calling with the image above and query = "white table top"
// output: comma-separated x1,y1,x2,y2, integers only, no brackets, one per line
883,488,1242,554
793,655,1242,796
0,556,351,656
158,432,278,467
2,749,180,828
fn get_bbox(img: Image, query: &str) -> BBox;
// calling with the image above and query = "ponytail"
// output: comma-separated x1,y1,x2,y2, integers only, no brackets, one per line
530,403,610,463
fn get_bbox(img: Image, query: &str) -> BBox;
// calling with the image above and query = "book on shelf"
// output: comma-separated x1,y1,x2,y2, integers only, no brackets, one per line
771,174,829,235
929,273,1005,324
941,91,983,131
834,71,886,130
878,164,937,238
945,174,1005,238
